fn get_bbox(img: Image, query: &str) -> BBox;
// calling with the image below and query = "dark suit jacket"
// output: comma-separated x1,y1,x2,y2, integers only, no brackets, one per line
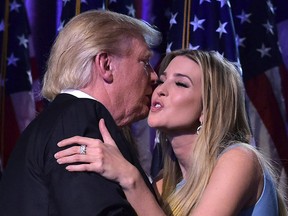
0,94,154,215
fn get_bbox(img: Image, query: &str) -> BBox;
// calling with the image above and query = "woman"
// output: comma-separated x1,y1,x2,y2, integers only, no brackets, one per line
55,50,287,215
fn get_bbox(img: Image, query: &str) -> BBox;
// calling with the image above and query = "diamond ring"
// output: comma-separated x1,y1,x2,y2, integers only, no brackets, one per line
80,145,87,155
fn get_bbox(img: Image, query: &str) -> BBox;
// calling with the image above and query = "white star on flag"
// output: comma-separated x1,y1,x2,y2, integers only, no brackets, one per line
262,21,274,35
169,13,178,29
236,10,251,24
62,0,71,7
256,43,271,58
7,53,20,66
216,0,230,8
57,20,65,32
126,4,136,17
10,0,22,12
18,34,29,49
190,16,205,31
189,43,200,50
216,21,228,38
235,35,246,48
267,0,276,14
166,42,173,53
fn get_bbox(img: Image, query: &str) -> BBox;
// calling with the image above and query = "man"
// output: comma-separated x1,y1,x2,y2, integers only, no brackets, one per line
0,10,161,215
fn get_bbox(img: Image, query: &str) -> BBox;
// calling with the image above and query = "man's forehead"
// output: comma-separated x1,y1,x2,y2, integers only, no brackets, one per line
130,37,152,56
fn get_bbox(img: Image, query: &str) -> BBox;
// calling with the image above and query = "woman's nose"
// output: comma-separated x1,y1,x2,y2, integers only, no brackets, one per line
156,84,168,97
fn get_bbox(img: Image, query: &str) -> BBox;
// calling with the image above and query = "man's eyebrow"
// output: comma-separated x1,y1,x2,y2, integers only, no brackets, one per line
143,50,153,58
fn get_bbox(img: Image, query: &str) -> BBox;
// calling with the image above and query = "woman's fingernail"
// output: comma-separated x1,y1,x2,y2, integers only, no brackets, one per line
57,159,62,164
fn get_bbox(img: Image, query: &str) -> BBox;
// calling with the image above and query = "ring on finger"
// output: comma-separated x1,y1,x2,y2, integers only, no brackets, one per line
80,144,87,155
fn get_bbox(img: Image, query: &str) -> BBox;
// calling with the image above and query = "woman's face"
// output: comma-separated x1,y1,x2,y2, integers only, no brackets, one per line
148,55,203,134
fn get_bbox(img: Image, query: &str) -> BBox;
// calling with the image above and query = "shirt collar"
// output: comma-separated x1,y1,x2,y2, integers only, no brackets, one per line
61,89,95,100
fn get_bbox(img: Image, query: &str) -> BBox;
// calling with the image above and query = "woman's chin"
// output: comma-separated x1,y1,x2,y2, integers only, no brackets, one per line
147,118,156,127
147,120,164,130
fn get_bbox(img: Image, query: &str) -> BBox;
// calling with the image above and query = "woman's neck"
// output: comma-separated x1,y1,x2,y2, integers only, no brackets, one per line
168,133,198,179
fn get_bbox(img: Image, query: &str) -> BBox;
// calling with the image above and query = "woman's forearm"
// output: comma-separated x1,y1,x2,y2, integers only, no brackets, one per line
121,166,166,216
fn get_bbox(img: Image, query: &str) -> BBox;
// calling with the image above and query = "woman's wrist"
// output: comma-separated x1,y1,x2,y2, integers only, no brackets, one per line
119,165,141,191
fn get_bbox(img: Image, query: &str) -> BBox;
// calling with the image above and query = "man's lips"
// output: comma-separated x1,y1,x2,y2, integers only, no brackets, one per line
145,94,152,107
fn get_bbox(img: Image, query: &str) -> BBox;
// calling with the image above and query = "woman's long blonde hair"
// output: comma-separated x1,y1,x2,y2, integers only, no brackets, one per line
158,49,287,215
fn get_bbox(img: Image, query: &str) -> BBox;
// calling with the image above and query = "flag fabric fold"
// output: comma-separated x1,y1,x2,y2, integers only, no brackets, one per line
231,0,288,196
0,0,36,167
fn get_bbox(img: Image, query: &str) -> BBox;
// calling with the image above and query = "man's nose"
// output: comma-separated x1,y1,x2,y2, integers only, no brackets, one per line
150,69,158,83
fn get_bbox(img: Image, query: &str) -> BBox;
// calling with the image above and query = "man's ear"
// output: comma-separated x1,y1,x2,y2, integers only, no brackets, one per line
94,52,113,83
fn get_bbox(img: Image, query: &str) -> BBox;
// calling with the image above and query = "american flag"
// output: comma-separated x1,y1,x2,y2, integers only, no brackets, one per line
0,0,36,167
231,0,288,196
58,0,137,32
166,0,239,62
58,0,105,32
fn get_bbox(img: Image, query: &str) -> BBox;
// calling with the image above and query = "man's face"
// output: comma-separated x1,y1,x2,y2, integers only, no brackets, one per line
111,38,158,126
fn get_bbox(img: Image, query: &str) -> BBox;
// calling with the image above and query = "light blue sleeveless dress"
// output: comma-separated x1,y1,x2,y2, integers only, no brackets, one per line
238,169,278,215
175,145,279,215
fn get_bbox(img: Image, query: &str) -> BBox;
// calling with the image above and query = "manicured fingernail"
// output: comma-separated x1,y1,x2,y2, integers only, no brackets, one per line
57,159,62,164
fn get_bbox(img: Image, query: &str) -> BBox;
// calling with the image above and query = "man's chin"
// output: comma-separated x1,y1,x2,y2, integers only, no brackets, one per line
133,109,149,123
118,111,148,127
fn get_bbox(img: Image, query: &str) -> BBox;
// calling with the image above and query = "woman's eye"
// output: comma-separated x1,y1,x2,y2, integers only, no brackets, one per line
176,82,188,88
156,79,164,85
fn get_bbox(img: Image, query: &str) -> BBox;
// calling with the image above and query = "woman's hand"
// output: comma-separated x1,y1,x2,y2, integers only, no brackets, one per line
54,118,138,190
54,119,165,216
